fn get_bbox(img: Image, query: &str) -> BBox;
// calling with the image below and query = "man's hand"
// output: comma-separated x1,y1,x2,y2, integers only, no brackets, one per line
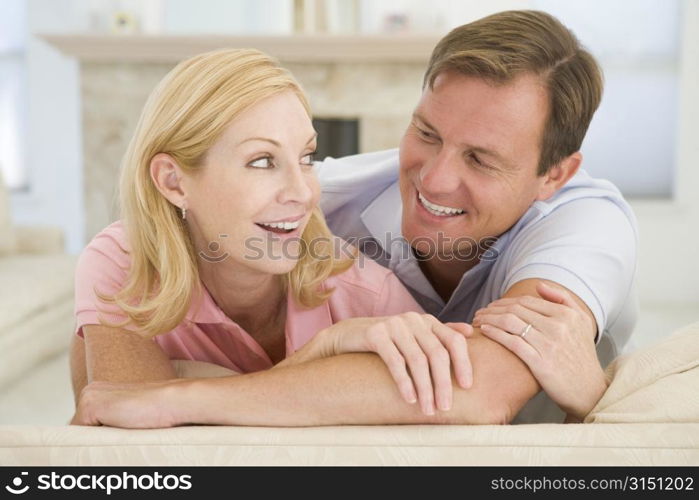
278,313,473,416
473,281,608,420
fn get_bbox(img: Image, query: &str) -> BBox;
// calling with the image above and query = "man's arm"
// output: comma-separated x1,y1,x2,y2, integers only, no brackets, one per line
474,278,608,420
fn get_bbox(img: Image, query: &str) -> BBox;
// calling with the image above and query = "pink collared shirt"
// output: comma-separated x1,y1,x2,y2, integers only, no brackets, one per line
74,221,424,373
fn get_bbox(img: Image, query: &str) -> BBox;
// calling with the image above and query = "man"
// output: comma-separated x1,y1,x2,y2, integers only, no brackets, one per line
316,10,638,423
73,10,637,427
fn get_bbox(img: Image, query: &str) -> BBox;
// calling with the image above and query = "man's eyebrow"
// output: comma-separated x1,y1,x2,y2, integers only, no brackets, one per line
414,112,509,166
412,113,437,131
236,132,317,148
470,145,508,165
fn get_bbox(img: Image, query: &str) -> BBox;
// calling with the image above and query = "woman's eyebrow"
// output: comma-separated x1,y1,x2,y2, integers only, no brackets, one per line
237,136,281,147
235,132,317,147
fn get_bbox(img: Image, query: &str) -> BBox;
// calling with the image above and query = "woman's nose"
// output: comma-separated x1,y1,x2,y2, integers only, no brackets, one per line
279,164,314,205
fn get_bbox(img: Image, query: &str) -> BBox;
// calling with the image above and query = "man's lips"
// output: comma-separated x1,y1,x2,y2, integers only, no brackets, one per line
416,191,466,218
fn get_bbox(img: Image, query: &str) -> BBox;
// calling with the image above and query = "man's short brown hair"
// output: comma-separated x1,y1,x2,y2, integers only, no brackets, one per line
424,10,603,175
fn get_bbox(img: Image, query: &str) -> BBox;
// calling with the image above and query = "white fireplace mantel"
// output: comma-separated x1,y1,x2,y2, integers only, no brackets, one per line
41,33,432,241
41,33,440,63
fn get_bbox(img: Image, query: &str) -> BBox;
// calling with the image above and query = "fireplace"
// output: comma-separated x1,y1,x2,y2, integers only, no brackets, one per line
42,34,436,240
312,117,359,159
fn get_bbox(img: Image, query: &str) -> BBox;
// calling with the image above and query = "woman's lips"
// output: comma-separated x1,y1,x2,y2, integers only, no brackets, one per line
254,214,305,236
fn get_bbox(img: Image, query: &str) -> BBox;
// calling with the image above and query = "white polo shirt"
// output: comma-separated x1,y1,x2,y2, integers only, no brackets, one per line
317,149,639,423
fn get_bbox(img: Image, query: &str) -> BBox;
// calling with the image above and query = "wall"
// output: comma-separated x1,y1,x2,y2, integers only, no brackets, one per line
9,0,699,304
10,0,84,254
628,0,699,304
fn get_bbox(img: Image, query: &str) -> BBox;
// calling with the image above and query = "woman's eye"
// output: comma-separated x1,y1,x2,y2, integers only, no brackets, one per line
301,151,316,166
248,156,273,169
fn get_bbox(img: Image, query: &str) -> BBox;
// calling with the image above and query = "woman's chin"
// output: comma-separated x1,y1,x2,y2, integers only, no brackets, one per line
255,257,301,276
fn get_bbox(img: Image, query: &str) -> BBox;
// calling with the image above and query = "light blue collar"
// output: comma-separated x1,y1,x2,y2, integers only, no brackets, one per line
360,181,445,306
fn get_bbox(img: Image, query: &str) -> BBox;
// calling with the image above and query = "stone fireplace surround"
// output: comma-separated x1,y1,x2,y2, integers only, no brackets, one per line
44,34,439,240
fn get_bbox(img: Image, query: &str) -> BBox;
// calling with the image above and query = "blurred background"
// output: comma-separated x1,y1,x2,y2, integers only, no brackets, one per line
0,0,697,425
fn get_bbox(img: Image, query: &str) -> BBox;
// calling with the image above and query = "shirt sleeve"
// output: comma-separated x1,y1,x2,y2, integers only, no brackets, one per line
502,197,638,340
73,233,136,337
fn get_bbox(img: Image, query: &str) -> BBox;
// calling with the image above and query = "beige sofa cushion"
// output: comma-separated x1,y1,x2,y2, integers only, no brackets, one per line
0,254,76,333
1,422,697,465
586,321,699,423
0,171,16,255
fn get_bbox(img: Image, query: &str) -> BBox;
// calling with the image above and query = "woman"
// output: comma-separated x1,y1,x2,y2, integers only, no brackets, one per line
70,48,474,421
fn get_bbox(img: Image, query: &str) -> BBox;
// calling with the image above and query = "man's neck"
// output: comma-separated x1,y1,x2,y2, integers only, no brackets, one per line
418,255,479,303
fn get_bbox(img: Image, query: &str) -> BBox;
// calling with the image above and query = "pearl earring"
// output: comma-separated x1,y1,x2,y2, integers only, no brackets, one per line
181,206,187,220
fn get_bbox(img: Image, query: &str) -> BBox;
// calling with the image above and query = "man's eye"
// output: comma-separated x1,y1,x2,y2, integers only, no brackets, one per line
468,153,492,169
301,151,316,165
416,126,437,142
249,156,273,169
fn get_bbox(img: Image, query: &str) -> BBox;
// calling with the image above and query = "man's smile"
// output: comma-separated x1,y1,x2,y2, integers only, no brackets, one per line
417,191,465,217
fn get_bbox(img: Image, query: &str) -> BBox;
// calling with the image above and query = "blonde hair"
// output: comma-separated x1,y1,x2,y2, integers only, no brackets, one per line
99,48,354,338
424,10,603,175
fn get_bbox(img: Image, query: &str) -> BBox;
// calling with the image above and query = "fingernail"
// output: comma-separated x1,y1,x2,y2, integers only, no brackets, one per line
406,390,417,404
423,402,435,416
438,395,451,412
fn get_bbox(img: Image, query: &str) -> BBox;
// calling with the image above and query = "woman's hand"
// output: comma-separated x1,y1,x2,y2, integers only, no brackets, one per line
284,313,473,416
71,380,184,429
473,282,608,421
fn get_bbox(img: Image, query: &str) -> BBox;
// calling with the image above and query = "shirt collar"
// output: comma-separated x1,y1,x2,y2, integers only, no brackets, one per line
360,181,444,305
184,280,335,355
185,284,227,324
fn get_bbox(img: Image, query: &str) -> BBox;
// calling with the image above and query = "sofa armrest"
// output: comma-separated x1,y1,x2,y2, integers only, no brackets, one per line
13,225,65,254
585,321,699,423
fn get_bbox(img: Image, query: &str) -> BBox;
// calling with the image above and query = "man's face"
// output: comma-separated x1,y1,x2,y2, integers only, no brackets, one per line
399,71,552,259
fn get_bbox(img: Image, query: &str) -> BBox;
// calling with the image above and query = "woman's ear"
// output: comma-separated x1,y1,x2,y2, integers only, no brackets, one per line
150,153,187,208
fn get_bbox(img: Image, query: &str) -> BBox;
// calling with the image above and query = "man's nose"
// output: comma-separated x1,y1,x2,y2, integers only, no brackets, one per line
419,148,463,195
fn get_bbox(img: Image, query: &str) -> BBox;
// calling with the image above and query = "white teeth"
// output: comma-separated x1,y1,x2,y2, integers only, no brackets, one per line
418,193,464,216
258,220,301,230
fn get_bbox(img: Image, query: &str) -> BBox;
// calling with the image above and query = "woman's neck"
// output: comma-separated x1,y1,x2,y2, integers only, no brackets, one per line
197,259,286,335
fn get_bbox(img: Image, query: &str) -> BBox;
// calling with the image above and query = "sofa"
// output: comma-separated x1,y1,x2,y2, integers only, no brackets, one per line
1,320,697,466
0,172,77,390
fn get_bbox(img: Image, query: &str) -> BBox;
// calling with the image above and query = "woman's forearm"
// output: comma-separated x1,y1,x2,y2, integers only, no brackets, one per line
175,353,443,426
171,333,536,427
82,325,177,384
75,331,539,428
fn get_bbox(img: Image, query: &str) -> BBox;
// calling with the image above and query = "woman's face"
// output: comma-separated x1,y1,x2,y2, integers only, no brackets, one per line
184,91,320,276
